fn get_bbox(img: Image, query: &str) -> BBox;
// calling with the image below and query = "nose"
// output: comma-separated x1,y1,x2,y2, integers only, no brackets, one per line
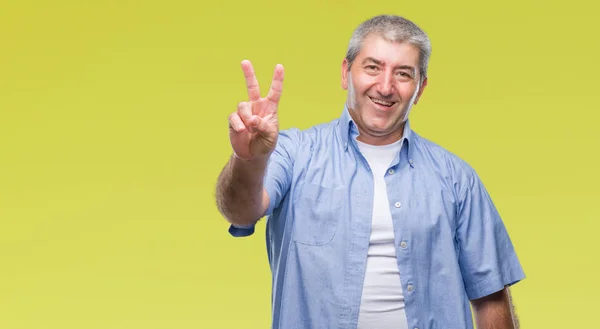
376,71,394,96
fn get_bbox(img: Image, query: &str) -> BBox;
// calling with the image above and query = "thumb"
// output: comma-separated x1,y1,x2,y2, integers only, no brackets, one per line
251,114,277,136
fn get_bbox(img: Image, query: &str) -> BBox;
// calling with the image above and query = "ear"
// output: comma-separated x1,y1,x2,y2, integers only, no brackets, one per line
414,77,428,105
341,59,350,90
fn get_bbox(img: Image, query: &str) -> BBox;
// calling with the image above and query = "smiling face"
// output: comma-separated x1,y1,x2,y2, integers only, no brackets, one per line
342,33,427,145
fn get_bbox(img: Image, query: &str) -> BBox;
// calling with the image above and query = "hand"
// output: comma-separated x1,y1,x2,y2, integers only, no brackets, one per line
228,60,284,161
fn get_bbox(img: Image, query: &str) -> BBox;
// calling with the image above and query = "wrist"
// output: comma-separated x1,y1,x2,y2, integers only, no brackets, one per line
233,150,270,164
231,152,269,173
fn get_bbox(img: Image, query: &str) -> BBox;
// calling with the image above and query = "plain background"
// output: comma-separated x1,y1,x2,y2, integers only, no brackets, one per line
1,0,599,328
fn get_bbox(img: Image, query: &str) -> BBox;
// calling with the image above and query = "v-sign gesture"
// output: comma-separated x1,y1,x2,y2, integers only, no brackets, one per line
229,60,284,161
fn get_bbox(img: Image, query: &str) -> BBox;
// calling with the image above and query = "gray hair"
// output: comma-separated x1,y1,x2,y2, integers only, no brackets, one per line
345,15,432,83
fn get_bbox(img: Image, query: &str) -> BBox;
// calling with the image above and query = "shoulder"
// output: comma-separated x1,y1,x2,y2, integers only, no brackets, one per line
278,117,341,148
411,132,478,196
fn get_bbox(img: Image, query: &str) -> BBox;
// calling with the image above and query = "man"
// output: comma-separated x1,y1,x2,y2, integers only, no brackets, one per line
216,14,525,329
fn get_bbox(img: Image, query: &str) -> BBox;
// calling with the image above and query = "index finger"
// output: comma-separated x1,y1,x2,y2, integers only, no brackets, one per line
267,64,284,104
241,60,261,101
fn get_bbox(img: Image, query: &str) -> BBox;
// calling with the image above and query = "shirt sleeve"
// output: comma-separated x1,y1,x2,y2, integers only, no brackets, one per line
228,128,299,237
456,169,526,300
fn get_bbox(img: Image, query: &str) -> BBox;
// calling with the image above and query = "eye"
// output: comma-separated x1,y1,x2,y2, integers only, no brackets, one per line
365,65,379,72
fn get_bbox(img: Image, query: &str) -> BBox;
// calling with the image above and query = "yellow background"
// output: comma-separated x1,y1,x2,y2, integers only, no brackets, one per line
1,0,598,328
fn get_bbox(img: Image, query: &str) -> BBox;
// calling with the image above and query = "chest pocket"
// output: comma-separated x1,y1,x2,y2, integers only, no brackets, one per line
292,182,343,246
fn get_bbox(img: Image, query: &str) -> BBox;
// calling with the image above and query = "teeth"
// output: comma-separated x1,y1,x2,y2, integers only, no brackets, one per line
370,97,394,106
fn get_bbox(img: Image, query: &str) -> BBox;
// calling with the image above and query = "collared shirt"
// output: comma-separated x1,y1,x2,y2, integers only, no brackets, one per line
228,105,526,329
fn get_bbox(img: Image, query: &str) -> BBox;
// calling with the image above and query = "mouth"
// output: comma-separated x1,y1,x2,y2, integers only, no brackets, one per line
369,96,396,109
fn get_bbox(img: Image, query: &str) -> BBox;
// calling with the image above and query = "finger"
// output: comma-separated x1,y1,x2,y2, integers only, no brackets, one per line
253,115,271,134
237,101,252,125
228,112,246,133
252,116,277,142
267,64,284,105
247,115,260,134
241,60,261,101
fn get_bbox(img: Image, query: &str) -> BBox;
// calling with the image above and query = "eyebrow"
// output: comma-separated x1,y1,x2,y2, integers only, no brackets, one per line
361,57,416,75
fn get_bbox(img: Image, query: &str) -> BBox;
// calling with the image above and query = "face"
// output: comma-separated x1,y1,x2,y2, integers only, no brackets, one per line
342,33,427,145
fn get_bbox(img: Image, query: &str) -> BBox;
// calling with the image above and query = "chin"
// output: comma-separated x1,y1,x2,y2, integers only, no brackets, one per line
363,114,391,130
363,122,391,136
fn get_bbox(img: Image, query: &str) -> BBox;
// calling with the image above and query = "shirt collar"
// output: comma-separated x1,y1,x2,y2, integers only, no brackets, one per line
338,104,415,165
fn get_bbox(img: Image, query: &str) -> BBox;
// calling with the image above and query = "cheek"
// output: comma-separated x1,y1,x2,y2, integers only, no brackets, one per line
352,75,374,93
398,85,417,100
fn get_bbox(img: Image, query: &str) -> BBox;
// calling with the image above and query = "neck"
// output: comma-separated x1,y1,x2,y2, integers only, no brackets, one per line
356,129,404,146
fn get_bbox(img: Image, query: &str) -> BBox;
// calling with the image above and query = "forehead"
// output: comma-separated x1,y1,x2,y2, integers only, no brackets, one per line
356,33,420,67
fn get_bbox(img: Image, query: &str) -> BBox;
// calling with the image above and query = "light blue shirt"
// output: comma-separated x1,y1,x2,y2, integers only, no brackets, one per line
228,105,525,329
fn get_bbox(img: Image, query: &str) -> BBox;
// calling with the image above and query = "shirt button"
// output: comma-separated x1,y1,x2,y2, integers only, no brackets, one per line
388,168,395,175
400,241,407,249
394,202,401,208
407,284,414,292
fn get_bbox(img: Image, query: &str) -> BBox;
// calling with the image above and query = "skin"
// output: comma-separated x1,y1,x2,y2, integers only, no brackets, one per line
341,33,427,146
215,33,519,329
472,286,520,329
215,60,282,226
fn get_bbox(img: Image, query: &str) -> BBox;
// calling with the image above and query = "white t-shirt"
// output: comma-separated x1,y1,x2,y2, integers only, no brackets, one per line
355,139,409,329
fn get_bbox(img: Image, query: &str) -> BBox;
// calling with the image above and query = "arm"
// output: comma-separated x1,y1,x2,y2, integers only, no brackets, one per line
454,168,526,325
215,60,284,227
215,154,270,226
471,286,519,329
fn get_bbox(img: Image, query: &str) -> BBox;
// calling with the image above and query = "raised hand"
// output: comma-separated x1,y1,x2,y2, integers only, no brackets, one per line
228,60,284,161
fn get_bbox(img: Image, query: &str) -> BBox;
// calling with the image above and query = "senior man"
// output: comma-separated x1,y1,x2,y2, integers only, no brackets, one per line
216,14,525,329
